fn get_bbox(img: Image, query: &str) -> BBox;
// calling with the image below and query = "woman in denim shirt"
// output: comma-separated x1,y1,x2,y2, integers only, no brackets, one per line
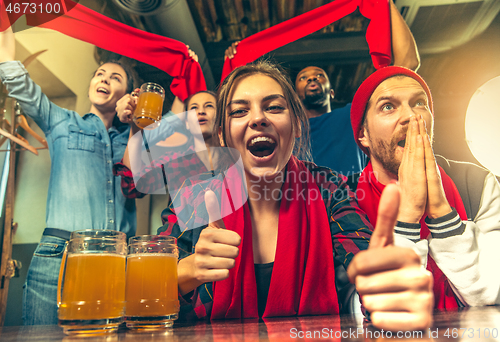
0,27,135,325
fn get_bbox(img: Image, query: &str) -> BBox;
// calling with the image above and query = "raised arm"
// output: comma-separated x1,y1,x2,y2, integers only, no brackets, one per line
116,91,141,170
0,26,68,133
0,26,15,63
389,0,420,71
171,96,185,115
114,91,178,198
114,46,201,197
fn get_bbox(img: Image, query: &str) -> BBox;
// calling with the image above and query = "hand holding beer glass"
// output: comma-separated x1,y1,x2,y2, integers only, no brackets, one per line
133,82,165,130
57,230,127,335
125,236,179,329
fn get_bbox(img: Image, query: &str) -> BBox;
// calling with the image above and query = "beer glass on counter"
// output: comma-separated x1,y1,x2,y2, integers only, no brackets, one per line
57,230,127,335
125,236,179,329
133,82,165,130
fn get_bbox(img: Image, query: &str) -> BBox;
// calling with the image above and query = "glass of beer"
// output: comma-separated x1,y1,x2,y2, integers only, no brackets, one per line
57,230,127,335
133,82,165,130
125,235,179,329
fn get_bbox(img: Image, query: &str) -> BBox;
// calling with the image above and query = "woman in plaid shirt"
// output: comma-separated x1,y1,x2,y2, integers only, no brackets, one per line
114,90,221,223
159,61,433,331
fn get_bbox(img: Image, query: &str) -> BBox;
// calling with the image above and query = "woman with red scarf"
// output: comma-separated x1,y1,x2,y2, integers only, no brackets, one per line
159,61,432,331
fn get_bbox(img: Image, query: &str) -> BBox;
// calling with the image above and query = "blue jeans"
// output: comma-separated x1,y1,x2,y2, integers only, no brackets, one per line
22,235,66,325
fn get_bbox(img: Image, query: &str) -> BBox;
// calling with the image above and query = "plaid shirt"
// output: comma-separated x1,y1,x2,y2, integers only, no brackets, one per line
114,146,217,228
114,146,212,224
158,161,373,321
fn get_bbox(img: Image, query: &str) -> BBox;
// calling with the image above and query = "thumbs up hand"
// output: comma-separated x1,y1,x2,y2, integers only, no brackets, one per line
177,190,241,295
347,184,434,331
192,190,241,282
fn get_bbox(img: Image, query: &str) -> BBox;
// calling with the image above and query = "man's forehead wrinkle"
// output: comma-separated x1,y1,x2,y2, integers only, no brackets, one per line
370,79,427,103
373,89,427,104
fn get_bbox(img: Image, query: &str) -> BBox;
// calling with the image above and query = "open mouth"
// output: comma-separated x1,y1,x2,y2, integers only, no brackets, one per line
97,87,109,94
247,136,277,158
198,118,208,125
397,138,406,147
306,82,320,91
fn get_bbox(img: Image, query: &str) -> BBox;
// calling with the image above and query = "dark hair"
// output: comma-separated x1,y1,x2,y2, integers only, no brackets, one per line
93,59,135,93
184,90,217,111
215,60,311,162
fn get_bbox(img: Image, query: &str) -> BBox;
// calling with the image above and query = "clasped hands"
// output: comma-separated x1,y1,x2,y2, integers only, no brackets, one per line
398,114,452,223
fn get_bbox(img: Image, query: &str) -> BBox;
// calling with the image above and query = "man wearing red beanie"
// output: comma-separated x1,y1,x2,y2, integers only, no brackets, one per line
349,66,500,308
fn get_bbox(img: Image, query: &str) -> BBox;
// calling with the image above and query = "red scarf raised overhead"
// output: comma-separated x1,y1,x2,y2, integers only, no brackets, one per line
211,156,339,318
356,161,467,309
0,0,206,101
221,0,391,81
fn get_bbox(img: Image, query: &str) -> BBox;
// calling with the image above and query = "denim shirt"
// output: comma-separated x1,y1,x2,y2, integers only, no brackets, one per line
0,61,135,239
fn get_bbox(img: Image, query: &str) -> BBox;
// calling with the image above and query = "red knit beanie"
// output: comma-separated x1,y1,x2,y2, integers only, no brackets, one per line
350,66,433,155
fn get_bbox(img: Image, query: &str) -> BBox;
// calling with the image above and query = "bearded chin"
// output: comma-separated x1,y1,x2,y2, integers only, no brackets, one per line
371,139,401,176
302,92,328,109
383,158,400,177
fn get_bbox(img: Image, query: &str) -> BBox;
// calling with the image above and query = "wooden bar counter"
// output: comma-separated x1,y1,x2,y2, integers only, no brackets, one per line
2,306,500,341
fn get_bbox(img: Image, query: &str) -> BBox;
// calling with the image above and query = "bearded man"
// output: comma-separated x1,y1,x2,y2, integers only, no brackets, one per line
349,66,500,308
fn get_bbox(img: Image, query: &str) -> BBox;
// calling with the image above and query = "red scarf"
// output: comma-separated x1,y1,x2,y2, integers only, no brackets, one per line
0,0,206,101
356,161,467,309
212,156,339,318
221,0,391,81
